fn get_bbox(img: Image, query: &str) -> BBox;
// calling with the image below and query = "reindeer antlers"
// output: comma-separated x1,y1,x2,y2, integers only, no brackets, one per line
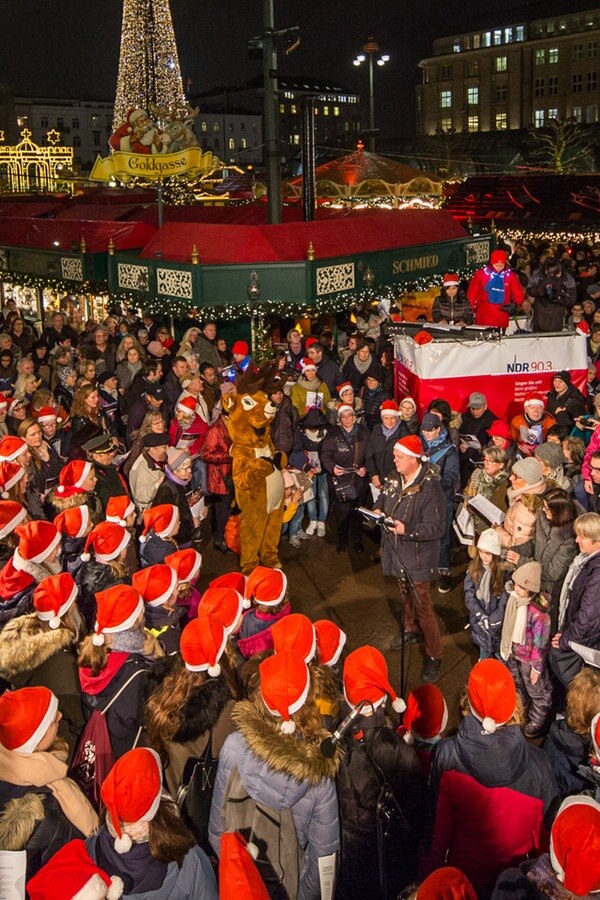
149,102,199,123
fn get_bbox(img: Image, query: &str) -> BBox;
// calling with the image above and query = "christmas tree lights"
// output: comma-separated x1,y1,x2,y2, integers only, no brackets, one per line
112,0,186,132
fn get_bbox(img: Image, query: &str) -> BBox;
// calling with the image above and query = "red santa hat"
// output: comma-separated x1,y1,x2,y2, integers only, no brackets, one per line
27,839,124,900
523,393,545,408
314,619,347,667
380,400,400,418
92,585,144,647
442,273,460,287
0,498,26,538
272,613,317,663
106,495,135,527
487,419,512,440
198,587,244,635
8,397,25,417
343,645,406,713
127,108,147,126
218,833,270,900
259,650,311,735
337,404,355,419
13,520,60,570
56,460,93,497
0,686,59,753
402,683,448,745
304,336,318,350
549,795,600,895
180,615,228,676
54,505,91,540
33,572,78,629
393,434,425,459
81,522,130,564
245,566,287,607
0,393,8,411
0,460,25,498
467,659,516,734
132,564,178,608
101,748,163,854
165,547,203,584
417,866,477,900
209,571,246,594
0,435,28,462
336,381,354,398
301,357,317,372
140,504,179,542
34,406,61,425
176,395,197,417
231,340,249,357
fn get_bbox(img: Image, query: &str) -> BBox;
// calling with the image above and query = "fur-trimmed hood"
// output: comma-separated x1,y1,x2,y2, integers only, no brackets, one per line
174,675,232,743
0,791,45,850
231,699,341,787
0,612,74,680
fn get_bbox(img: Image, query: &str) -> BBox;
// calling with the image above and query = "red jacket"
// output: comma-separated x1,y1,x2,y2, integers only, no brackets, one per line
200,418,232,495
467,265,524,327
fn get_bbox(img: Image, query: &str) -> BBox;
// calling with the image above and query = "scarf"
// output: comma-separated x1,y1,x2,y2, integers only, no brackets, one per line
127,360,143,377
500,589,529,660
558,552,591,630
506,478,546,504
381,422,401,439
353,354,372,374
484,267,507,305
475,563,493,610
165,466,190,487
110,627,146,654
423,427,448,452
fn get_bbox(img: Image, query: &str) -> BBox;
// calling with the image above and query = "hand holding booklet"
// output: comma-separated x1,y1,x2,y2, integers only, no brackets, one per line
358,507,396,528
466,493,505,525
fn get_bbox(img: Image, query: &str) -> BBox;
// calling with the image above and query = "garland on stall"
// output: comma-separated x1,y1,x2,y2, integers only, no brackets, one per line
0,269,108,297
496,226,600,245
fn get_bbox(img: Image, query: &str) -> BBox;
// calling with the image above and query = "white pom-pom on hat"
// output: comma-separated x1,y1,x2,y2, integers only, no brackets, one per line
139,534,147,543
207,663,221,678
392,696,406,714
80,551,91,562
246,841,259,860
482,716,497,734
1,491,8,499
49,615,61,630
280,719,296,735
114,832,133,854
92,632,105,646
57,485,66,494
107,876,125,899
242,597,251,609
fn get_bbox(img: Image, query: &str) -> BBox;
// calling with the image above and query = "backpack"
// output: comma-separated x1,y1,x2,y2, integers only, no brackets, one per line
222,767,304,899
176,730,218,856
69,668,145,809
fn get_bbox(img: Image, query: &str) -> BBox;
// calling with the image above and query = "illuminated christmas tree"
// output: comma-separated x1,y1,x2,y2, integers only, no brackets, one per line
112,0,186,132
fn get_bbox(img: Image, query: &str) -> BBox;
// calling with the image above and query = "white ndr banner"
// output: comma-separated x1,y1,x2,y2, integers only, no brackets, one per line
394,333,588,380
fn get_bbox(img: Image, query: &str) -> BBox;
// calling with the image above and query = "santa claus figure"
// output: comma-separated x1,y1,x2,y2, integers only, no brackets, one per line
467,249,524,328
108,109,171,155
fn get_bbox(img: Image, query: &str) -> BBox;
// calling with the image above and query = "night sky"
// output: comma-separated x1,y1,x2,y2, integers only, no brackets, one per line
0,0,594,141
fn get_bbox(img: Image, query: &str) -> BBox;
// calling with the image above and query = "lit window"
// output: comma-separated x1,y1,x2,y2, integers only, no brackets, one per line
573,73,583,93
535,78,545,97
535,49,546,65
240,137,247,148
201,121,207,132
16,116,27,127
588,72,597,91
547,21,555,34
515,26,525,41
453,41,461,53
573,43,583,60
228,138,235,150
279,103,285,114
559,20,567,30
440,89,452,108
483,32,491,47
290,104,297,114
293,134,300,145
494,29,502,45
549,47,559,63
572,106,582,122
467,86,479,105
548,108,558,120
504,27,513,42
213,122,220,132
496,56,507,72
323,106,329,116
495,112,508,130
473,35,481,49
333,106,340,116
467,114,479,132
439,117,452,131
589,41,598,58
534,110,545,127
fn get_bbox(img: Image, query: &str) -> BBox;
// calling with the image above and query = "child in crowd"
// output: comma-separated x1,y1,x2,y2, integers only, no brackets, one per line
398,682,448,778
500,561,552,738
463,528,508,660
237,565,290,659
165,547,203,620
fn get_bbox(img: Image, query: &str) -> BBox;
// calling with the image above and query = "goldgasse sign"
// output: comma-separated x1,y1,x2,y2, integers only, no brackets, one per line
90,147,218,182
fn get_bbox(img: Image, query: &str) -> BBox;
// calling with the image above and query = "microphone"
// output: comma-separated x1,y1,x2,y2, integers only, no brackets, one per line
320,700,370,757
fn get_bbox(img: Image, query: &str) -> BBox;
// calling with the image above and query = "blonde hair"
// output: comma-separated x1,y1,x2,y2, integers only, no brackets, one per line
575,512,600,542
566,667,600,734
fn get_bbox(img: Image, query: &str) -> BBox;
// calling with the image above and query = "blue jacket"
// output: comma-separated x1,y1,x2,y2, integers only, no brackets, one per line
209,700,340,900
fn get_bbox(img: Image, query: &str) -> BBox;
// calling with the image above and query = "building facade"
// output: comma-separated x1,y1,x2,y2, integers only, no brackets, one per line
417,7,600,135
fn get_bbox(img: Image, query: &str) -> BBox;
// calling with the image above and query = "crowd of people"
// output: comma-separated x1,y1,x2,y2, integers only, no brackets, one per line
2,237,600,900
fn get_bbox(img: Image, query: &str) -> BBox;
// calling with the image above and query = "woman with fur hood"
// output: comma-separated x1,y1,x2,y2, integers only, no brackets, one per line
0,687,98,880
209,651,341,900
0,573,85,759
495,457,547,563
0,520,62,630
46,458,103,523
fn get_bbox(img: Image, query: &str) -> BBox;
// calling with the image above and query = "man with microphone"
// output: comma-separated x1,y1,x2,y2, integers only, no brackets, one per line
376,434,447,683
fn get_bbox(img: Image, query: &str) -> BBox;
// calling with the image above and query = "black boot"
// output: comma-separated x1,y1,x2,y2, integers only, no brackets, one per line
422,656,442,683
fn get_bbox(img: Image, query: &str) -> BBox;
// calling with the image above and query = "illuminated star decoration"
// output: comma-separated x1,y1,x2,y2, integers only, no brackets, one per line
0,131,4,142
46,129,61,145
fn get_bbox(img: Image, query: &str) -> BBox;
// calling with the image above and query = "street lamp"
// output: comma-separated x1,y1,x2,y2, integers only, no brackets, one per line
353,37,389,152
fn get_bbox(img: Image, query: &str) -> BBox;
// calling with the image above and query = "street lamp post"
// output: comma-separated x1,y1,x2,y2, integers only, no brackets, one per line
353,37,389,153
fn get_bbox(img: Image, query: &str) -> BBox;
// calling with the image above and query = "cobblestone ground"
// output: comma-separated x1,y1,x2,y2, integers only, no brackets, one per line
202,521,476,731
